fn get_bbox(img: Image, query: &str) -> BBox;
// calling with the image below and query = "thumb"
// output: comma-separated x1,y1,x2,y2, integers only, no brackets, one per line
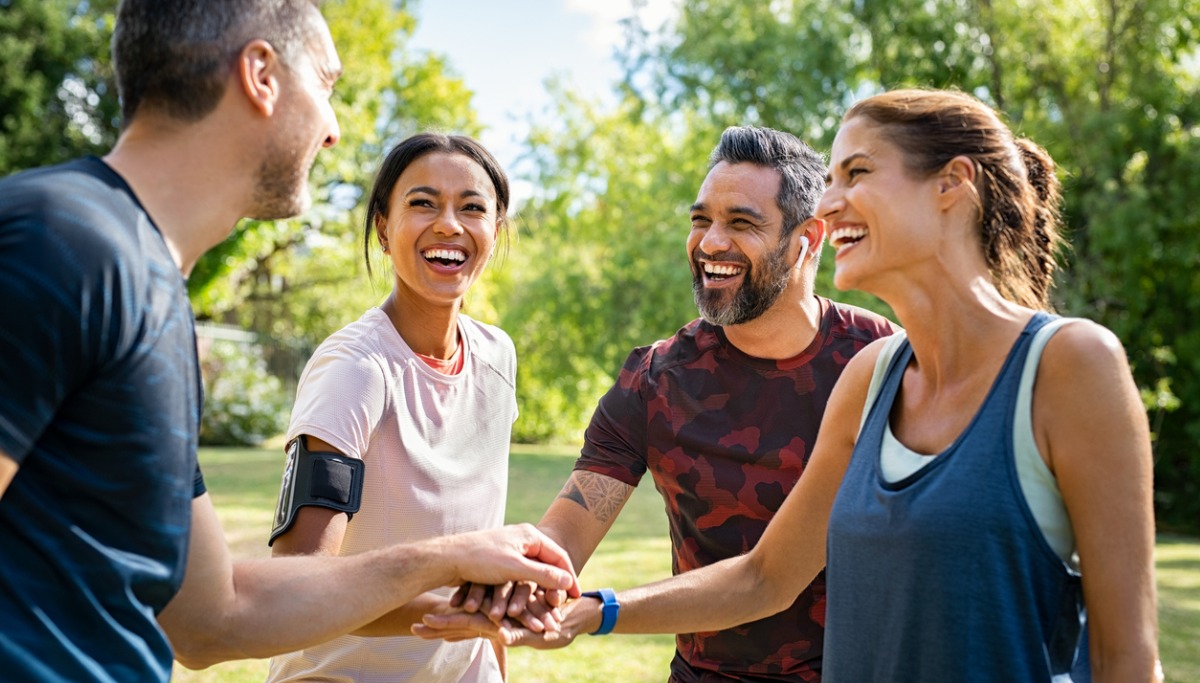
509,557,579,597
513,529,581,597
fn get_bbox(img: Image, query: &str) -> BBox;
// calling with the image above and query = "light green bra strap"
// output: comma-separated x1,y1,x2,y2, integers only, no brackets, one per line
859,331,909,435
1014,316,1079,566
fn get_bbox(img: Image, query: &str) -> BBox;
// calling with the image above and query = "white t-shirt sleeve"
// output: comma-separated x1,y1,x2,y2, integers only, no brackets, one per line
286,342,388,460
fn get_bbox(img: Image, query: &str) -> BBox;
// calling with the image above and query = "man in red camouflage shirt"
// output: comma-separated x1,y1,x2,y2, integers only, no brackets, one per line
430,126,898,681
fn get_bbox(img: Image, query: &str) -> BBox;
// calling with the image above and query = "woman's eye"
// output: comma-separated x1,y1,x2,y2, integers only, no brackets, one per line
848,167,868,179
463,203,487,213
409,198,434,208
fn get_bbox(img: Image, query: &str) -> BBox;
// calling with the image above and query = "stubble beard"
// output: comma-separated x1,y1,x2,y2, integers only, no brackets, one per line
250,136,312,221
692,237,793,327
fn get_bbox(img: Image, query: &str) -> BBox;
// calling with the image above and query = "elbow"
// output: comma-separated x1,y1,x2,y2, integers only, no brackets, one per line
1088,622,1161,683
170,645,221,672
744,553,801,622
1090,646,1162,683
166,629,247,671
757,576,799,621
744,542,819,621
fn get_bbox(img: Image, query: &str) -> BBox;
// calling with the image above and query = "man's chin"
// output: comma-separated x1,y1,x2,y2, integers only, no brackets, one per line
249,192,310,222
695,298,738,327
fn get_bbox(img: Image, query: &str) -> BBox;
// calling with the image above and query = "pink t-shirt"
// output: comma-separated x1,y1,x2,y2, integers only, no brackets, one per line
268,308,517,683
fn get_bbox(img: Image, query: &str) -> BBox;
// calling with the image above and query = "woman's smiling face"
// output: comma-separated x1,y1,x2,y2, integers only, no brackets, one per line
819,116,945,295
375,151,500,307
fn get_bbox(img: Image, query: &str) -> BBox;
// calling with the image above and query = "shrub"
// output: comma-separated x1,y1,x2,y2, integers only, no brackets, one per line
200,341,290,446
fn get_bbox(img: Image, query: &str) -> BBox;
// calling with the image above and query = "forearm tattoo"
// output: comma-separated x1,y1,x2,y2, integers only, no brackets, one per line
556,471,631,524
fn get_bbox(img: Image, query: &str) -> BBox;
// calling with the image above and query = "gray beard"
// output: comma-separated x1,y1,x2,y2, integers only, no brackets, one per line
692,238,792,327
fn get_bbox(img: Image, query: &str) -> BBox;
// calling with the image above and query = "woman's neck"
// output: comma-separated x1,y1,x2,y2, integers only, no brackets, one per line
380,291,460,360
887,273,1032,385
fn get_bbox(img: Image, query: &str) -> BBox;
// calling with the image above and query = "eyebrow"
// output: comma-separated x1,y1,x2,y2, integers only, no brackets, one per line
405,187,489,200
690,202,767,222
314,60,342,88
728,205,767,222
825,152,872,184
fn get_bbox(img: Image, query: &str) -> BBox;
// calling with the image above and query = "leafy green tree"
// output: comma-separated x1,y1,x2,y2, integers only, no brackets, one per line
493,85,714,441
188,0,482,375
0,0,118,176
604,0,1200,529
0,0,484,433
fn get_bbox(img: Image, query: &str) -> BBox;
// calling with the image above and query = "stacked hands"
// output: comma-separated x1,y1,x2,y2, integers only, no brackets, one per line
413,582,571,647
415,551,602,650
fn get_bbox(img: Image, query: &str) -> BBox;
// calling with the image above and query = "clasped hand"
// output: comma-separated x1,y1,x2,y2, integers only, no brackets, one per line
413,581,595,649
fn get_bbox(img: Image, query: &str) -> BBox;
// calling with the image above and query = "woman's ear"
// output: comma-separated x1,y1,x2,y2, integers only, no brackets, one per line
937,155,978,208
374,214,388,251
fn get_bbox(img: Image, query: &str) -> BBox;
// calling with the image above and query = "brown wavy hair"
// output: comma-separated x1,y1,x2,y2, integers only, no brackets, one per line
845,89,1064,310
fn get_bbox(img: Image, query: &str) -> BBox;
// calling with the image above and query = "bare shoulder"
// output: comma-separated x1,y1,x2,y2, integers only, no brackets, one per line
1039,318,1132,385
849,333,900,366
1033,318,1148,472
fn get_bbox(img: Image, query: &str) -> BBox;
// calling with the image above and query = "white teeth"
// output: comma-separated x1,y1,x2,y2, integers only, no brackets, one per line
423,249,466,262
830,226,868,248
703,263,744,276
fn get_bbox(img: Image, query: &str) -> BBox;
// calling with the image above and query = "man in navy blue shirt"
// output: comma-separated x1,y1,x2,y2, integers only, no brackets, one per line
0,1,576,680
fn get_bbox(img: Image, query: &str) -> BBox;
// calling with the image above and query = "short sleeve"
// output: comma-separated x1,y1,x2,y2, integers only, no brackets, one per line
575,345,653,486
286,342,388,460
0,198,105,462
193,465,207,497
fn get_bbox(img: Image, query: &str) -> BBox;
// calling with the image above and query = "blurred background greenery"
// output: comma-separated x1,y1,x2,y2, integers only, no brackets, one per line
5,0,1196,529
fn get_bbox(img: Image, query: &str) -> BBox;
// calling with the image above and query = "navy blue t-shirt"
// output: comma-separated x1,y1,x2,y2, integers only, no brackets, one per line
0,157,205,682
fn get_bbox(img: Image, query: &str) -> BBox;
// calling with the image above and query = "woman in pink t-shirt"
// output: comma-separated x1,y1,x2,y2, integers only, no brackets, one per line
266,134,546,683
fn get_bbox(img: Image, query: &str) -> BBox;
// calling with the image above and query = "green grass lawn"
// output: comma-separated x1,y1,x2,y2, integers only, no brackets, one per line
177,445,1200,682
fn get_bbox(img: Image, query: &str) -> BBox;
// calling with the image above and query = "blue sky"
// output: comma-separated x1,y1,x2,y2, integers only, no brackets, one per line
407,0,676,175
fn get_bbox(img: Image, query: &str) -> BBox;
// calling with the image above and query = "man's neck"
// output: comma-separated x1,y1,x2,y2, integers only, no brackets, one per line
103,116,252,276
720,293,823,361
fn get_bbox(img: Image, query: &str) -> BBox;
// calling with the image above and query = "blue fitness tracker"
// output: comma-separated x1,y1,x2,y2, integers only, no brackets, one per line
582,588,619,635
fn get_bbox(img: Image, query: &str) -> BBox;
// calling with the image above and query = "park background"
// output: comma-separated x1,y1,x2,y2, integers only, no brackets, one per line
2,0,1197,680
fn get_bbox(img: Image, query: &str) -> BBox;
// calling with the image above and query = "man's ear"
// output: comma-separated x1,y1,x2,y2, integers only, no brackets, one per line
800,216,826,256
792,217,825,270
236,39,283,117
937,155,977,208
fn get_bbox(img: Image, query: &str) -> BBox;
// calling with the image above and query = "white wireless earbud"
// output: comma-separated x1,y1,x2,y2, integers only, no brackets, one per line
795,235,810,270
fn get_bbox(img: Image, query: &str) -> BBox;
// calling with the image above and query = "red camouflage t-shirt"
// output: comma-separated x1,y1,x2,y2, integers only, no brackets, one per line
576,296,898,682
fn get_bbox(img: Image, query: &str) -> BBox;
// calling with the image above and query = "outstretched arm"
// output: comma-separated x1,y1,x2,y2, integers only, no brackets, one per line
538,400,857,641
418,342,883,646
160,493,578,669
449,469,634,627
541,470,635,570
1036,322,1159,682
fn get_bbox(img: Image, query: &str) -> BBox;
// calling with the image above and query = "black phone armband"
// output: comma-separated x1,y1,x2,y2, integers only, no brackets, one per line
268,437,365,546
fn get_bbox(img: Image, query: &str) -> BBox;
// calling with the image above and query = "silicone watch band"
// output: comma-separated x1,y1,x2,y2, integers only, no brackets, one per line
581,588,619,635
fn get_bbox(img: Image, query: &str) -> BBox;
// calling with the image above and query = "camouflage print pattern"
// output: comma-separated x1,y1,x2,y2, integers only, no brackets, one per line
576,297,898,682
